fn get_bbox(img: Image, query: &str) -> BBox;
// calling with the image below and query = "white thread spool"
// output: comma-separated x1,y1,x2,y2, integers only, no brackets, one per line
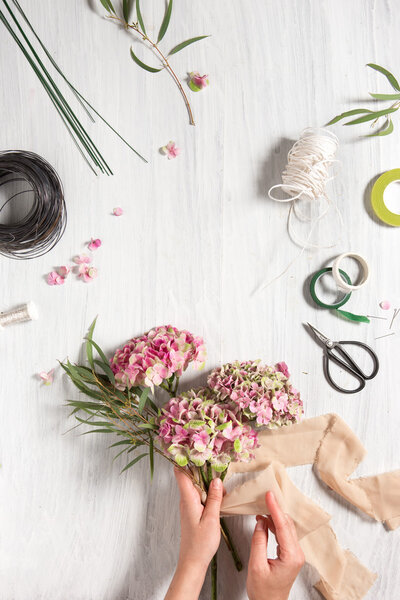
268,127,342,249
0,302,38,329
332,253,370,292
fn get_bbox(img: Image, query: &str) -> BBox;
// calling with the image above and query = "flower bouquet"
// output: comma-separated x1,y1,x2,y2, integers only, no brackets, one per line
61,320,303,599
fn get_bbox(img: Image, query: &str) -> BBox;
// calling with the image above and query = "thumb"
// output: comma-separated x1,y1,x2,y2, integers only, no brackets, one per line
202,477,224,522
249,516,269,570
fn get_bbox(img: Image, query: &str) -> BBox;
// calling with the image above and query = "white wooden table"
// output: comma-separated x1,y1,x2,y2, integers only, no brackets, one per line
1,1,400,598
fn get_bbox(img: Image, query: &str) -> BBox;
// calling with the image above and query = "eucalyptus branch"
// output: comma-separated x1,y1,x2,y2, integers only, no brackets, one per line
327,63,400,137
98,0,209,126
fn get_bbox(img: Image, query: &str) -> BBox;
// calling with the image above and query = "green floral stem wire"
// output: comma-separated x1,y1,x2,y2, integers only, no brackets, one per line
0,0,147,174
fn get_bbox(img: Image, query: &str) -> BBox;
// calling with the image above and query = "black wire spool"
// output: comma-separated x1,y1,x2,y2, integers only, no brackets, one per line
0,150,66,259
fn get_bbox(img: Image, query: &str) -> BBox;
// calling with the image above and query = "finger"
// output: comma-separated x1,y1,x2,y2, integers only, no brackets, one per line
265,491,295,556
174,467,202,515
202,477,224,522
249,516,270,571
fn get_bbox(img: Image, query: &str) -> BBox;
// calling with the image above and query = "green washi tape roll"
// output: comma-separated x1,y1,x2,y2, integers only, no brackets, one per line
371,169,400,226
309,267,370,323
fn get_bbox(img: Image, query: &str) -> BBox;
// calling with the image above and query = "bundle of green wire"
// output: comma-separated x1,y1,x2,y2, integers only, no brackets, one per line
0,0,147,175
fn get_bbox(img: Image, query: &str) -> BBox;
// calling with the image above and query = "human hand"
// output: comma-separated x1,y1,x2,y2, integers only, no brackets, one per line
246,491,305,600
165,467,224,600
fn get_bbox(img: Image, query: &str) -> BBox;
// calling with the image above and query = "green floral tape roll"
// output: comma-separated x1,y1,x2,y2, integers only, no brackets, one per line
309,267,370,323
371,169,400,226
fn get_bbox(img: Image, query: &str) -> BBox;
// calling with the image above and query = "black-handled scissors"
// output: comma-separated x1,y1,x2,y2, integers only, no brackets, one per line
307,323,379,394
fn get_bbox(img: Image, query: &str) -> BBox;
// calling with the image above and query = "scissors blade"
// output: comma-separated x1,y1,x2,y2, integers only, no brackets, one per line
307,323,333,347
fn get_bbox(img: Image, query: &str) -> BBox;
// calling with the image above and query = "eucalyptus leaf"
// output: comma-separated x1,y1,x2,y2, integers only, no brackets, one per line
168,35,209,56
367,118,394,137
121,452,147,473
367,63,400,92
109,439,132,448
136,0,146,35
86,317,98,370
138,387,150,414
369,92,400,100
94,359,116,385
344,106,398,125
157,0,173,43
122,0,134,23
99,0,116,15
82,428,114,435
326,108,372,126
130,48,162,73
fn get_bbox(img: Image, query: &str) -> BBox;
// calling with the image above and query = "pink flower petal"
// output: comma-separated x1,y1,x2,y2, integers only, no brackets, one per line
189,72,209,91
47,271,65,286
59,266,70,277
39,369,54,385
78,265,98,283
74,254,92,265
161,141,180,160
88,238,102,251
113,207,123,216
380,300,391,310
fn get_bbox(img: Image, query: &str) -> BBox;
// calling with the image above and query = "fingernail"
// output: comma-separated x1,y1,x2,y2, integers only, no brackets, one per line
255,519,264,531
212,477,222,489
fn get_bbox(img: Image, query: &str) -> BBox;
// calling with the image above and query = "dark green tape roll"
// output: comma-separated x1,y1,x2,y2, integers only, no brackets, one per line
309,267,370,323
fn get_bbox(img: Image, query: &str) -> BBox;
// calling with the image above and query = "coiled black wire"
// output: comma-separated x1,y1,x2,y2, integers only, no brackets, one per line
0,150,66,259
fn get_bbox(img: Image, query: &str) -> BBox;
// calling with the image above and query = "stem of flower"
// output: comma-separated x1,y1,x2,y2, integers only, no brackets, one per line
220,518,243,572
211,553,218,600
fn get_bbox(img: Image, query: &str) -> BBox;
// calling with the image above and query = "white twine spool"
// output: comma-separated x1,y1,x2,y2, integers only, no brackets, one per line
0,301,38,329
268,127,342,249
256,128,343,293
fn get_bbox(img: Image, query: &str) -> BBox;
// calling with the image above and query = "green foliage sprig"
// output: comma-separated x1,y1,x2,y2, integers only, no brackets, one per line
327,63,400,137
0,0,146,174
99,0,209,126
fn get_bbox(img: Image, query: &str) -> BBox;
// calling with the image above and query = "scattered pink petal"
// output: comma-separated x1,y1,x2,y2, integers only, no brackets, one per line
189,71,209,92
74,254,92,265
161,141,180,160
38,369,54,386
78,265,98,283
59,265,70,278
380,300,391,310
113,207,123,216
88,238,102,251
47,271,65,286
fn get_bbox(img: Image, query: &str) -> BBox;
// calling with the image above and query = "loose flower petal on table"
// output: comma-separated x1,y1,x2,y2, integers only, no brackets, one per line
47,271,65,286
58,266,70,278
74,254,92,265
38,369,54,385
161,141,180,159
78,265,98,283
88,238,102,251
113,207,123,216
188,71,209,92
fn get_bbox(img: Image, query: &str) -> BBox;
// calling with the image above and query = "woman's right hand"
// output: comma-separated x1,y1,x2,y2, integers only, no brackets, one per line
246,491,305,600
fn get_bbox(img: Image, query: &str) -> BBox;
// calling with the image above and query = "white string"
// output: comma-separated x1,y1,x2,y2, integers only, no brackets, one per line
256,128,343,293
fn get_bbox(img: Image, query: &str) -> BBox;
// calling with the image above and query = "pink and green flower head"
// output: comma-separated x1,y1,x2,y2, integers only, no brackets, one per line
157,388,259,472
207,360,303,428
189,72,209,92
110,325,206,391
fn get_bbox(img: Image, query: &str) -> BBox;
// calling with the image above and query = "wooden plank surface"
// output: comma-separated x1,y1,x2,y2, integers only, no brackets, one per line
1,1,400,598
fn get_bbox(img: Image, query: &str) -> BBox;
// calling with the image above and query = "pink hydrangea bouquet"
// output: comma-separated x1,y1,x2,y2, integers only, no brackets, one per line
61,320,303,600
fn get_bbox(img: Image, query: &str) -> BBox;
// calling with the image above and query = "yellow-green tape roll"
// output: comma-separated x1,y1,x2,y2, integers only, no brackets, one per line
371,169,400,226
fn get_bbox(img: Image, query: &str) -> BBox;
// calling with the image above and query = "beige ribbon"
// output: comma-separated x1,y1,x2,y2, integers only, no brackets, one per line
221,413,400,600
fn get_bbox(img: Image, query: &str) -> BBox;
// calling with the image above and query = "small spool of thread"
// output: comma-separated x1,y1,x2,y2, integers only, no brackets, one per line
0,301,38,329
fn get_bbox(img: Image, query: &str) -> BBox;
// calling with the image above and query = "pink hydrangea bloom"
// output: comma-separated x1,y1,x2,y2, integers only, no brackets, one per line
47,271,65,286
88,238,102,251
208,360,303,428
158,388,259,471
189,72,209,92
161,141,180,160
38,369,54,385
110,325,207,391
113,207,123,216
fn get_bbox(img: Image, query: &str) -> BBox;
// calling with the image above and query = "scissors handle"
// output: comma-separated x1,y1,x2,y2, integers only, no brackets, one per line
324,341,379,394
